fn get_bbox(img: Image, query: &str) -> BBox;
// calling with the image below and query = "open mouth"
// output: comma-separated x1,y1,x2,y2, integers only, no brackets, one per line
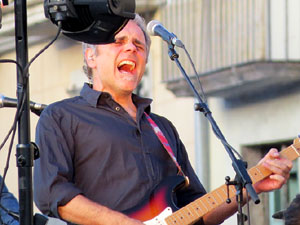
117,60,136,73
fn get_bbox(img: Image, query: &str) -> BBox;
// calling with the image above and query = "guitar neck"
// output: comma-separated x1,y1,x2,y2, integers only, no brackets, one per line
164,137,300,225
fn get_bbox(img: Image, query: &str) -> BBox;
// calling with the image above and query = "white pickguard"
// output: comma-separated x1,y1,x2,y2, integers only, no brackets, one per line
143,207,173,225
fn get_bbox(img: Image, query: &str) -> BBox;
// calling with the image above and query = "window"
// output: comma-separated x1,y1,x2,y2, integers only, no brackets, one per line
241,139,298,225
269,159,298,225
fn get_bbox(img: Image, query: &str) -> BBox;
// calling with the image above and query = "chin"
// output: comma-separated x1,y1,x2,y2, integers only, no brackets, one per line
119,80,139,89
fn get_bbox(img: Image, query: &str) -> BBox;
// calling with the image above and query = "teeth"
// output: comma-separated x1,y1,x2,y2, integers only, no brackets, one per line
118,60,136,71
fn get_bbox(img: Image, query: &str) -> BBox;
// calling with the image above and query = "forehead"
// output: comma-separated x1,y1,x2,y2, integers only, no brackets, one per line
115,20,146,44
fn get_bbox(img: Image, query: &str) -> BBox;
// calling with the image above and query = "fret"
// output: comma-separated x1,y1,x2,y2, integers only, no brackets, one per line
191,201,205,217
184,208,195,220
176,210,185,224
291,145,300,156
188,202,200,217
250,165,272,184
192,201,205,215
229,185,236,197
210,191,220,204
166,213,181,225
193,202,204,217
215,188,226,202
181,212,190,224
187,210,197,224
178,202,204,225
197,199,209,212
281,145,300,161
216,185,236,203
221,185,228,198
248,166,264,183
202,195,215,210
212,188,226,203
179,209,193,225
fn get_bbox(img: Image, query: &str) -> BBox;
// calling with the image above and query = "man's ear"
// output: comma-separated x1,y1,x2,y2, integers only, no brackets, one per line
85,48,96,68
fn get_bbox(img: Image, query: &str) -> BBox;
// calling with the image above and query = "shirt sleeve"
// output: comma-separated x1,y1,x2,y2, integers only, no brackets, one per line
34,106,83,218
0,176,19,225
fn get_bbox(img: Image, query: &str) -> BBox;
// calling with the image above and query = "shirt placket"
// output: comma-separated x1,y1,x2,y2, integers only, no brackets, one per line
139,118,159,188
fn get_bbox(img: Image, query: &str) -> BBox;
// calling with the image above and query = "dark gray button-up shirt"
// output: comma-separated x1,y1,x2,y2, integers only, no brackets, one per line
34,83,206,221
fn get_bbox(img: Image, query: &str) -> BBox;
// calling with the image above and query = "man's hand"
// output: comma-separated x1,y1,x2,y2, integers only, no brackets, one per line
253,148,293,194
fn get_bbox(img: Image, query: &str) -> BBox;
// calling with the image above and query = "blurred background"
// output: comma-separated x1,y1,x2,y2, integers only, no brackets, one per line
0,0,299,224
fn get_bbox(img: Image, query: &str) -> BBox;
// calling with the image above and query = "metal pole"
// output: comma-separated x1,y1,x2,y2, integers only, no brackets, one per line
14,0,34,224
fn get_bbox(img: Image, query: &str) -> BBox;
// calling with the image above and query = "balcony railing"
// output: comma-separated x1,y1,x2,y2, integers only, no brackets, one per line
160,0,300,85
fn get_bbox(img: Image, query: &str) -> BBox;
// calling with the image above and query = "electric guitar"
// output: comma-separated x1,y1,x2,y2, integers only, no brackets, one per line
124,137,300,225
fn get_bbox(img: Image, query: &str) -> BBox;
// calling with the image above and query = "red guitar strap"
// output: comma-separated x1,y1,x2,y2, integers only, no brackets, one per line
144,112,189,185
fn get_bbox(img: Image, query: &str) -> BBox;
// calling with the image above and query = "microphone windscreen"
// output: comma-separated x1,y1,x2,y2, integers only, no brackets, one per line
146,20,161,36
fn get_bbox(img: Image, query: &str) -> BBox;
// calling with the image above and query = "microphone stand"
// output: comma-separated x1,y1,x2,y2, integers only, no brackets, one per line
166,43,260,225
14,0,34,225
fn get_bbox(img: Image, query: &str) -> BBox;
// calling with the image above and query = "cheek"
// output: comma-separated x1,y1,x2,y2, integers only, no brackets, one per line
96,54,116,72
97,46,118,62
139,64,146,76
138,52,147,70
140,62,147,77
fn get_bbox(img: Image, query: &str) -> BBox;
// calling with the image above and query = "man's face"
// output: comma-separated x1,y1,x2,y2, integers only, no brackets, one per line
86,20,147,97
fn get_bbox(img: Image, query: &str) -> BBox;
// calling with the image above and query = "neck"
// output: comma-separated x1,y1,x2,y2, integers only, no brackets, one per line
112,93,137,121
91,84,137,121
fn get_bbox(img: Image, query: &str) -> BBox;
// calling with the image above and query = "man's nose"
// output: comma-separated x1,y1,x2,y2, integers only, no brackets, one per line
124,41,137,52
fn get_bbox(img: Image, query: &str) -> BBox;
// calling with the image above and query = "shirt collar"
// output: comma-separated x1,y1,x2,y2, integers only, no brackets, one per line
132,93,152,114
80,83,152,113
80,83,101,108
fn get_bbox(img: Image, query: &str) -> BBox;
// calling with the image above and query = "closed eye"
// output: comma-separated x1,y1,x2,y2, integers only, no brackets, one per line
114,39,125,45
134,40,146,51
136,44,145,51
114,36,146,51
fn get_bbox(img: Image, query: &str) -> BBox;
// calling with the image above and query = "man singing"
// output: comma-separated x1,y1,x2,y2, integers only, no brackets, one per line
34,14,292,225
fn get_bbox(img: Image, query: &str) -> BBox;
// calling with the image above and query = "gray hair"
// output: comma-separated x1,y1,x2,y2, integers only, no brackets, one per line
82,14,151,81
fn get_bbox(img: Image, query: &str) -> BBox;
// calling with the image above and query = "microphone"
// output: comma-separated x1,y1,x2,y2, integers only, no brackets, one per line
0,94,47,116
147,20,184,48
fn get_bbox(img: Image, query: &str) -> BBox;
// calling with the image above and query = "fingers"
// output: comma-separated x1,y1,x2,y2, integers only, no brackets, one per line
269,173,290,185
268,148,280,158
258,148,279,165
263,157,293,175
262,148,293,184
263,159,292,178
254,148,293,193
264,148,280,160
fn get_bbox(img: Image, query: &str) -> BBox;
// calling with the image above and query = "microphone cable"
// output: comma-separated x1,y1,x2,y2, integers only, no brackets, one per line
0,22,62,218
180,44,243,160
179,39,255,223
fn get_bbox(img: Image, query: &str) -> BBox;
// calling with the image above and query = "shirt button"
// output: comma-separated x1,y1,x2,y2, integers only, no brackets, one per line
115,106,120,111
136,130,140,136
